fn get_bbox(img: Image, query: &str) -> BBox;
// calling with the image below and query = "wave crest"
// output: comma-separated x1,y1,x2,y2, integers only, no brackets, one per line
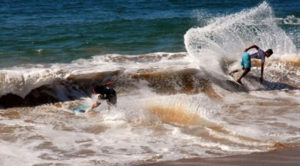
184,1,297,72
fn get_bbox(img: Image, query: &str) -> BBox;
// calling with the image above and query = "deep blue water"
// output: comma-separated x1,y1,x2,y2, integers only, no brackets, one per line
0,0,299,67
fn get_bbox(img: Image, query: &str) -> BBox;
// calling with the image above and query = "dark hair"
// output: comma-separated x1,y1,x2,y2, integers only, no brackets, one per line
94,85,106,94
266,49,273,55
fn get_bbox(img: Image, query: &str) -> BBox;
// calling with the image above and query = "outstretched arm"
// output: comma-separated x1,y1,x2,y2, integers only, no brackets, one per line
244,45,259,52
91,103,100,109
87,103,100,113
260,62,264,83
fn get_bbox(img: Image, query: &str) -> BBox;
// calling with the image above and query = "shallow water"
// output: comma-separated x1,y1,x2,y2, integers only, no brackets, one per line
1,86,300,165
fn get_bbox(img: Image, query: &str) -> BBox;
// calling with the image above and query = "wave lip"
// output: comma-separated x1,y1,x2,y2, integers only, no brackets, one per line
0,52,195,107
0,52,189,97
0,68,60,98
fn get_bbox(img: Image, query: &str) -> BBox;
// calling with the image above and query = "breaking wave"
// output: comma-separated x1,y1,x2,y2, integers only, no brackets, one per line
184,1,298,73
0,2,299,109
1,2,300,165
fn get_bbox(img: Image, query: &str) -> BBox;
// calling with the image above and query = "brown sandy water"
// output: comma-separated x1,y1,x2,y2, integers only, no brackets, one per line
139,146,300,166
1,64,300,166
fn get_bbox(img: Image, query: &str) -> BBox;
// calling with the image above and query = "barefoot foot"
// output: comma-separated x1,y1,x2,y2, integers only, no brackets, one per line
236,79,242,84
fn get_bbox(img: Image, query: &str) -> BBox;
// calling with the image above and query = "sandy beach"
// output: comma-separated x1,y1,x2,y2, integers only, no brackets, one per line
140,147,300,166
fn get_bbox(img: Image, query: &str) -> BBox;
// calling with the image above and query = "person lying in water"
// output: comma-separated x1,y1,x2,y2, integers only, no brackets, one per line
87,82,117,112
229,45,273,84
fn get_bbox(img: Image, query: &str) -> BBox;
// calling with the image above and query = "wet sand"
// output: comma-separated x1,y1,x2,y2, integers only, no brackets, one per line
139,147,300,166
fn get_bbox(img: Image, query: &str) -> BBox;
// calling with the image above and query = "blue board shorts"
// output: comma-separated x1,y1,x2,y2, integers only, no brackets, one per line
241,52,251,70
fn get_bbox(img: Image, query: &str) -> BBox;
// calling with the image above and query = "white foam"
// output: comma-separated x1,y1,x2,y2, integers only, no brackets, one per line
184,1,298,73
2,84,300,166
0,142,42,166
281,15,300,25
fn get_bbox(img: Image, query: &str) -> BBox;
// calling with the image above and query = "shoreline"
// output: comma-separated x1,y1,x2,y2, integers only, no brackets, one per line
139,146,300,166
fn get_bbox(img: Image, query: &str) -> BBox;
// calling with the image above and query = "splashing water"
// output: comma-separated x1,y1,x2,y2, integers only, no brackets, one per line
184,1,297,72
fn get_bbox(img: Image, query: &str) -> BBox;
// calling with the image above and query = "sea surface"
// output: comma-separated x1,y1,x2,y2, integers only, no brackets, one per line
0,0,299,67
0,0,300,166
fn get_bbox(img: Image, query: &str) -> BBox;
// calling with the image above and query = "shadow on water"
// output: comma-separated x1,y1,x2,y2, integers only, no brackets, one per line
0,81,93,109
247,75,298,91
0,70,123,108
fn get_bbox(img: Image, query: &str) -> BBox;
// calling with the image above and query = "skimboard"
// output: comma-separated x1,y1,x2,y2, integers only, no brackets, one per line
227,72,243,85
226,74,247,91
71,105,91,113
